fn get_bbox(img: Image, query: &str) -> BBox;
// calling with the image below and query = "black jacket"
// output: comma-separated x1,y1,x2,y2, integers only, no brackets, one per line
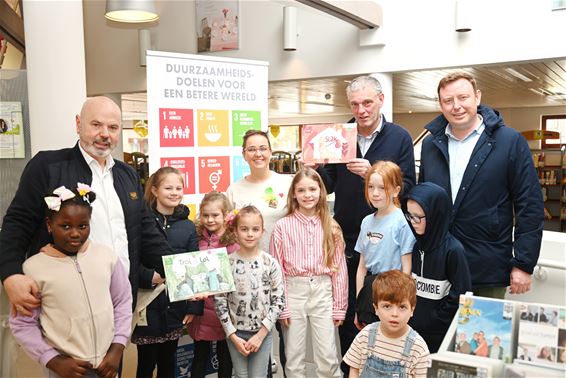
133,205,203,337
407,182,472,353
0,143,169,306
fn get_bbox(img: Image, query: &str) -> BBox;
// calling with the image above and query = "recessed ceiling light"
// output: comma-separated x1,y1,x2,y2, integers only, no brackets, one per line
504,68,532,82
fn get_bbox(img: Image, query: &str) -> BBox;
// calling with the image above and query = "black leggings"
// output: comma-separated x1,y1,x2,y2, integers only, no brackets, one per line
136,340,178,378
191,339,232,378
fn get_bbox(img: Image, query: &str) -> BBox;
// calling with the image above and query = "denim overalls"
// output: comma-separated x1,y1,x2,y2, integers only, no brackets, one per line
360,322,417,378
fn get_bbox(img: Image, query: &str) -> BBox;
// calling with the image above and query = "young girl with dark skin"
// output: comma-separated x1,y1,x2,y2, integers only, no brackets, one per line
10,184,132,378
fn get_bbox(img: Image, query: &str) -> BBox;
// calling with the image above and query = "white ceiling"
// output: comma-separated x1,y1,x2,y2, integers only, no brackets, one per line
122,59,566,121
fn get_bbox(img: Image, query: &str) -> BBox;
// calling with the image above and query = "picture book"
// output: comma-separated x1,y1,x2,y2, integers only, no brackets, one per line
454,295,515,363
516,302,566,369
162,247,235,302
301,123,357,164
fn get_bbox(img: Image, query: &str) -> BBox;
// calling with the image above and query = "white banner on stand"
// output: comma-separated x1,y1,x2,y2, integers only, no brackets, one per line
146,50,268,214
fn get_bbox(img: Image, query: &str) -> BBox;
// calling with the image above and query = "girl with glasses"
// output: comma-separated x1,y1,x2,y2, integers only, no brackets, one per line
406,182,471,353
354,161,415,330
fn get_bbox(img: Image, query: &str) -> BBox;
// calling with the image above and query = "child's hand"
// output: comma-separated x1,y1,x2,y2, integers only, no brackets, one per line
183,314,195,325
244,327,268,353
333,319,344,327
96,343,124,378
279,318,291,328
354,314,365,331
46,355,93,378
229,333,250,356
190,293,208,301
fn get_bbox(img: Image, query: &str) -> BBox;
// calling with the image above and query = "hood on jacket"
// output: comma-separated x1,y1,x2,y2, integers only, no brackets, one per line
407,182,451,253
425,104,504,136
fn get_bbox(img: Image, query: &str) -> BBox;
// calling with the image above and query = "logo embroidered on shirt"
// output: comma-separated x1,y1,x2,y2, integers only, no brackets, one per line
130,192,138,200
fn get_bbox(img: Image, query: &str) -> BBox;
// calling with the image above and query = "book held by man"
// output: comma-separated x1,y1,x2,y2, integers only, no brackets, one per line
301,123,357,164
162,247,235,302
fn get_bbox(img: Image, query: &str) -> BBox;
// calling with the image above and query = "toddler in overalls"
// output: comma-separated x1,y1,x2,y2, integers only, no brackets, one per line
343,270,431,377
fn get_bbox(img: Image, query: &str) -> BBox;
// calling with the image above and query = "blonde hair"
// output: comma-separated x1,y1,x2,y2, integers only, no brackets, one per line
286,168,344,270
365,161,403,208
196,191,237,246
144,167,184,210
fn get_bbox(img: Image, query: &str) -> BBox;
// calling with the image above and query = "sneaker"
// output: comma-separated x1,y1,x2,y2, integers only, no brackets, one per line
271,360,278,374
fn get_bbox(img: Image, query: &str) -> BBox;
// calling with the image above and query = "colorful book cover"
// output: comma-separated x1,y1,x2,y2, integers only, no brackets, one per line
301,123,357,164
162,247,235,302
516,303,566,368
454,295,515,363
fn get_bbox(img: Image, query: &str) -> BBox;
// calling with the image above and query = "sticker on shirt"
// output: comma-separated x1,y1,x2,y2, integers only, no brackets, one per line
264,187,283,209
366,231,383,245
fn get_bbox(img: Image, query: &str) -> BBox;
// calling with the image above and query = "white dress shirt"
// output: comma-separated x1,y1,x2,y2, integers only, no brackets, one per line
357,115,383,157
445,117,485,203
78,144,130,274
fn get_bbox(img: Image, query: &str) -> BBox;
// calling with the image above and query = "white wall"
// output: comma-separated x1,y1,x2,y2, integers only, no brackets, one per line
83,0,566,96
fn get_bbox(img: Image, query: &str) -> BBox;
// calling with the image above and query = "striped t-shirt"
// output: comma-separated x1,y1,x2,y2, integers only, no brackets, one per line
343,323,431,377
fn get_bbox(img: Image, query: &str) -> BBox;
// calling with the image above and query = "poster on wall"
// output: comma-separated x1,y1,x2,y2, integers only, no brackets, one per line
146,50,268,212
196,0,239,52
0,101,25,158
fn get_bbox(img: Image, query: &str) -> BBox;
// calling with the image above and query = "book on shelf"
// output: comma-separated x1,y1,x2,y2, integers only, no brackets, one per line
454,295,515,363
162,247,235,302
515,303,566,369
301,123,357,164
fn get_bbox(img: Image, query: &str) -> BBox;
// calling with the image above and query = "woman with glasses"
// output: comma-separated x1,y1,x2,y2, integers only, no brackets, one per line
406,182,472,353
226,129,293,376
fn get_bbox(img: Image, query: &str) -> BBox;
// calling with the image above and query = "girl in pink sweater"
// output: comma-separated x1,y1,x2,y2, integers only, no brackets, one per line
188,191,238,378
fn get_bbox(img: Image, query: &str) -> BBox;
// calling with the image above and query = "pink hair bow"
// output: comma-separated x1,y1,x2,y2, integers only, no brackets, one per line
44,186,75,211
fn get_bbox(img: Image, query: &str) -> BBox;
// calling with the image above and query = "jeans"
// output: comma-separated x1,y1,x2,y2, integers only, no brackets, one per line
227,330,273,378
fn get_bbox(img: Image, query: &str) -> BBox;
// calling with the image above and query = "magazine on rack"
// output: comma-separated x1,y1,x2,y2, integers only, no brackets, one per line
515,302,566,369
162,247,235,302
301,123,357,164
454,295,515,363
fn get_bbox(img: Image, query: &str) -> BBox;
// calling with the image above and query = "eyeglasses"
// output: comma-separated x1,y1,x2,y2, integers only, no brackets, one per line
405,213,426,224
244,146,270,154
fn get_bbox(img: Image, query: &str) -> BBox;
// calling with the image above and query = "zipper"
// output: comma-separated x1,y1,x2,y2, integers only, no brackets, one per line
71,255,98,367
419,249,424,277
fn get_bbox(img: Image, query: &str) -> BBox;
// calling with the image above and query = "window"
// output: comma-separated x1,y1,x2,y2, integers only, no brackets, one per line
542,115,566,148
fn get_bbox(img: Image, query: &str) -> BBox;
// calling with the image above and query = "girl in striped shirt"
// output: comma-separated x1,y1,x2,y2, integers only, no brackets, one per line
270,168,348,377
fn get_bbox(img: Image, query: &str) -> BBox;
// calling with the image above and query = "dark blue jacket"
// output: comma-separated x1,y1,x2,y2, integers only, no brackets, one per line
318,118,416,243
407,182,472,353
419,105,544,287
0,143,168,306
133,205,203,337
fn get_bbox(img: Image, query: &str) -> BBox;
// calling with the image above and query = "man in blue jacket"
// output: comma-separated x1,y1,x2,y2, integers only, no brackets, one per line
0,96,170,315
316,75,416,376
419,71,544,299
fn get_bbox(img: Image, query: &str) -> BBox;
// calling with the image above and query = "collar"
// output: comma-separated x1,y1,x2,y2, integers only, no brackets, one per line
293,209,320,225
78,142,115,171
445,115,485,142
358,114,383,139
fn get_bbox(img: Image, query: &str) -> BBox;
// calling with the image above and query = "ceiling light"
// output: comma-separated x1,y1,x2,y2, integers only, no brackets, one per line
105,0,159,23
504,68,532,82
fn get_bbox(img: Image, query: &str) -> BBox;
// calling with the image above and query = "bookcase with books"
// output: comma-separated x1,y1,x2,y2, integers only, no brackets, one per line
432,294,566,378
522,130,565,233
